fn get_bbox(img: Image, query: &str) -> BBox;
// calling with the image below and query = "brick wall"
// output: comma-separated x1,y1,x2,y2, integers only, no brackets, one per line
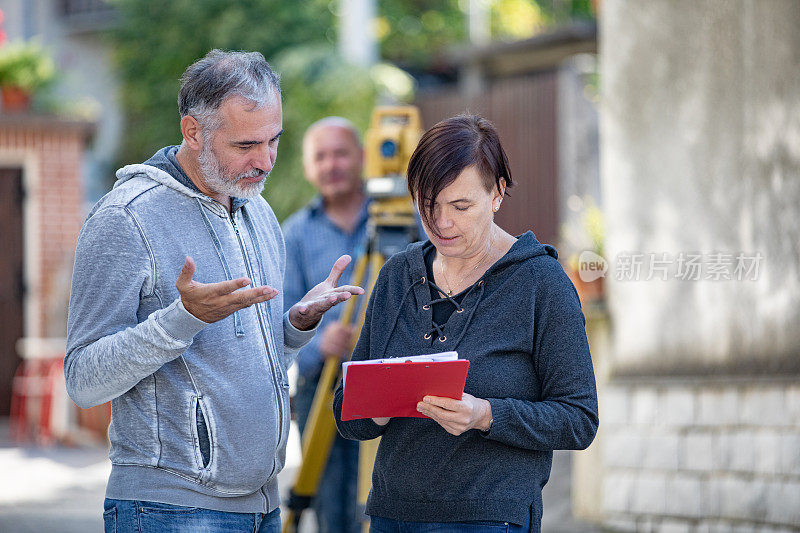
0,115,91,337
601,381,800,532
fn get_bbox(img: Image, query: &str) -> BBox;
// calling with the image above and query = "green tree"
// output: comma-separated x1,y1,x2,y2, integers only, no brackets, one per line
111,0,333,180
376,0,466,68
112,0,416,221
376,0,595,69
110,0,591,219
268,45,379,220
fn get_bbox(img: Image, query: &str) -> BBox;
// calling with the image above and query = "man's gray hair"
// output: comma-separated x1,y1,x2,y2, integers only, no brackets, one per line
303,116,362,149
178,49,281,132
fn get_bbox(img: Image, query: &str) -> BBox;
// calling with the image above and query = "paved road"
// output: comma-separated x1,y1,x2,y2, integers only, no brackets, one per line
0,419,601,532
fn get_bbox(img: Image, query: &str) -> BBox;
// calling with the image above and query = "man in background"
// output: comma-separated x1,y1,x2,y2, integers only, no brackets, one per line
282,117,367,533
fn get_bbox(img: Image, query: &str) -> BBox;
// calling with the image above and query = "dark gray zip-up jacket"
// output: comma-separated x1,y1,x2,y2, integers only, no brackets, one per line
333,232,598,530
65,148,316,513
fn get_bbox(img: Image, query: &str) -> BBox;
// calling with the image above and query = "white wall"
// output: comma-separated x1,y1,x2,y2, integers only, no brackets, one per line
601,0,800,375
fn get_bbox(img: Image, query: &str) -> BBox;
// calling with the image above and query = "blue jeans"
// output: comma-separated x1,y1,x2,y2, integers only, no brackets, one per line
369,514,531,533
103,499,281,533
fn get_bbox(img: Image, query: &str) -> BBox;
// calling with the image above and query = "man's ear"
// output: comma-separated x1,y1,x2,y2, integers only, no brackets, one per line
180,115,202,151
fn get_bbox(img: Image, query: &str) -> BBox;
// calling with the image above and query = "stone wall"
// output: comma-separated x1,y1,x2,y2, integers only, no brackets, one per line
602,380,800,531
590,1,800,531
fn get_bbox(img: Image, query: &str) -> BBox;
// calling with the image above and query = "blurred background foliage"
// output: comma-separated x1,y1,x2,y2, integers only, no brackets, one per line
111,0,594,221
112,0,382,221
376,0,466,68
377,0,594,68
270,45,413,218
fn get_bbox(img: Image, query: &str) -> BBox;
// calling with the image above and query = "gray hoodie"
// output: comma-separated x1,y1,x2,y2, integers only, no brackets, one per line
65,147,315,513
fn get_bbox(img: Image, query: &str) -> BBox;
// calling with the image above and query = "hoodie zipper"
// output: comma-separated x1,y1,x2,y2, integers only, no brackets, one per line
228,210,286,459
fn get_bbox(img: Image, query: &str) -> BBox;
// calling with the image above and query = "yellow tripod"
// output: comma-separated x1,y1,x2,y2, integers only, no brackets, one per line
282,106,423,533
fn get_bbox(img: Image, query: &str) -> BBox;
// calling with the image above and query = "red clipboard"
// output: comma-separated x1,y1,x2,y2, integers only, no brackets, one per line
340,359,470,421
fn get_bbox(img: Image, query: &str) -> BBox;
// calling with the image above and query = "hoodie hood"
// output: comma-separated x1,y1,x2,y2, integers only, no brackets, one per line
371,231,559,356
143,145,202,194
405,230,557,282
486,230,557,268
115,146,249,212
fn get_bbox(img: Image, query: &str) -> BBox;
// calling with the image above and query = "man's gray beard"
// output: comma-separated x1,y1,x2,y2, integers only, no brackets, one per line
198,142,268,199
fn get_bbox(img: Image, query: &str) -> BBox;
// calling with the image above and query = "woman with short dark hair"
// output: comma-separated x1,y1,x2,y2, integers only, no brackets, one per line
333,114,598,532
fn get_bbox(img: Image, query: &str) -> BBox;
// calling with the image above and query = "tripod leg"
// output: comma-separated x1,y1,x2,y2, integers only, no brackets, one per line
340,252,370,325
357,252,385,533
296,359,341,481
280,509,301,533
283,252,371,531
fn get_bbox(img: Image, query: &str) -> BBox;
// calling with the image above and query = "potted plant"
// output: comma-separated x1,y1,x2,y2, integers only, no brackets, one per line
0,40,55,112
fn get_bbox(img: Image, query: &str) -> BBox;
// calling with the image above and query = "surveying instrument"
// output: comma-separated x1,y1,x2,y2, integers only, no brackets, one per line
282,106,424,533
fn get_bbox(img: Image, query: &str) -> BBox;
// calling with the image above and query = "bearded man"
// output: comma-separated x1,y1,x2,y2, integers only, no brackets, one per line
65,49,363,533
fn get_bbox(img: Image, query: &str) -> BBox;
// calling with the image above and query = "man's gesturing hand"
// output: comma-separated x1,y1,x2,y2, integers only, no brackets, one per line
177,256,278,323
288,255,365,331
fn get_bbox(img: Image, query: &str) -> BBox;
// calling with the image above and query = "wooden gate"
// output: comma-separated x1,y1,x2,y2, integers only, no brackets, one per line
0,167,25,415
415,70,559,245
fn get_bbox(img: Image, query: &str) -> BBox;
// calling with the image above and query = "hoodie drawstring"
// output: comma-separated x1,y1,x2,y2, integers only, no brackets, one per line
424,279,468,342
241,208,283,371
424,278,486,349
379,274,487,353
195,199,245,337
377,276,425,357
450,281,485,350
